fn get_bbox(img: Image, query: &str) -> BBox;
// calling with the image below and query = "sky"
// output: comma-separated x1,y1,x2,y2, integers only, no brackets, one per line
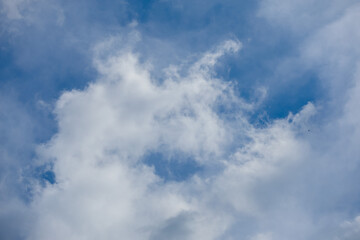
1,0,360,239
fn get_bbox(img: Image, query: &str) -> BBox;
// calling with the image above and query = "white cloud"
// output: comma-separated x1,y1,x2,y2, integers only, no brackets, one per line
27,38,246,240
254,0,360,238
26,29,342,238
25,34,321,239
25,18,360,237
2,0,359,238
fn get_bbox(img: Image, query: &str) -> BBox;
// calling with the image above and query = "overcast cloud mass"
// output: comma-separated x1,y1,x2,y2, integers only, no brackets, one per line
1,0,360,239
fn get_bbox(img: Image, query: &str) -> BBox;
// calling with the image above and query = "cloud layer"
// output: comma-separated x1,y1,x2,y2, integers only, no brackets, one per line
1,0,360,239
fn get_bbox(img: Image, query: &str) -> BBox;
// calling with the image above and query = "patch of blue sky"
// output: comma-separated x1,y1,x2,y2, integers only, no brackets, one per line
143,151,203,182
33,164,56,185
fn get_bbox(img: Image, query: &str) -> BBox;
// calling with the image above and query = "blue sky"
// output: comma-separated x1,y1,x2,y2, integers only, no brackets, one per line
1,0,360,239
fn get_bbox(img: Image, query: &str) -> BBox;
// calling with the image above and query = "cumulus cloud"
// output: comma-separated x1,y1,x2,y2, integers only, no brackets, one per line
20,35,318,240
26,38,242,240
255,0,360,238
23,13,360,236
1,0,360,239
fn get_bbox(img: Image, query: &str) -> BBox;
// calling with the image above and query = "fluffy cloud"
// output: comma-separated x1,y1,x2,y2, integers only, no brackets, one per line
27,12,360,236
26,38,242,240
23,36,318,240
2,0,360,239
256,1,360,238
